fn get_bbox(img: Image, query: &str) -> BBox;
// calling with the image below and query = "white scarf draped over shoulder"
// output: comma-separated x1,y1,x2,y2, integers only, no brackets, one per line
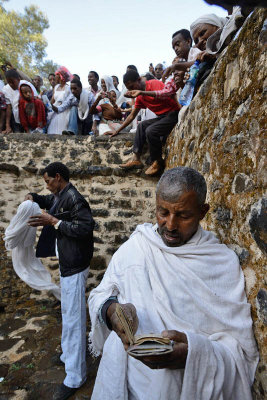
78,89,90,120
88,223,258,400
4,200,61,300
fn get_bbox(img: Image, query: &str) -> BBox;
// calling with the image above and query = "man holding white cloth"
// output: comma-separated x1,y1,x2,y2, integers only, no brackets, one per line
88,166,258,400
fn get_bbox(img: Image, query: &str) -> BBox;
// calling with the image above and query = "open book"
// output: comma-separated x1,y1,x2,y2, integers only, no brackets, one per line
115,304,173,357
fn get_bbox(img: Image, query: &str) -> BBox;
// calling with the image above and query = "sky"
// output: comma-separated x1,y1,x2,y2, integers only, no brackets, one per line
5,0,227,88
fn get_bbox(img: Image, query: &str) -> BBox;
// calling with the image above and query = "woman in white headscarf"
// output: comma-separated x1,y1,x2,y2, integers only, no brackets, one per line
190,13,228,51
90,75,123,135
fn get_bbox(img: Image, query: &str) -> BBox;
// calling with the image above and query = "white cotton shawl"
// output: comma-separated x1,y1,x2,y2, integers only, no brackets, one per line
88,223,258,400
101,75,117,94
190,13,228,38
4,201,61,300
78,89,90,120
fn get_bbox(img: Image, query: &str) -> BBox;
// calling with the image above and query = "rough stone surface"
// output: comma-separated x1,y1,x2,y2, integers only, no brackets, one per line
0,9,266,399
165,10,267,398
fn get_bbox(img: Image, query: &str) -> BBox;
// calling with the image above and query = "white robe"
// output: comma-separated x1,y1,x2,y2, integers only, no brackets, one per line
4,200,61,300
88,223,258,400
47,84,71,135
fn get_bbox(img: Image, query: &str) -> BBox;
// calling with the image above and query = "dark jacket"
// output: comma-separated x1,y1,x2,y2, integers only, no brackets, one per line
31,183,95,277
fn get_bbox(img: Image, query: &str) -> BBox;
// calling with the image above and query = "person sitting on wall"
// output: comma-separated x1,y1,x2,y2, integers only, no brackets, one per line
163,15,227,83
32,75,44,97
19,83,46,134
26,162,95,400
87,70,101,97
2,69,37,133
90,89,123,136
88,166,258,400
105,70,180,176
112,75,120,96
52,78,97,136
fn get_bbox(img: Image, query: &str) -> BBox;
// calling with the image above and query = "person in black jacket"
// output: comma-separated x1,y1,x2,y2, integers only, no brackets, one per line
26,162,95,400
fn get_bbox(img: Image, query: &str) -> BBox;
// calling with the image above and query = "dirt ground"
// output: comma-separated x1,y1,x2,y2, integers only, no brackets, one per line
0,231,99,400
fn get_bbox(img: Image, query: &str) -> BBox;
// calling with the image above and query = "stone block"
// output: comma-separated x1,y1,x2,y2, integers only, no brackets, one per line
249,197,267,254
256,289,267,325
117,211,136,218
214,206,231,226
107,152,123,164
114,234,129,245
121,189,137,197
87,166,113,176
108,199,132,209
92,209,109,217
232,173,254,194
90,198,104,205
104,221,125,231
210,180,223,192
90,256,106,271
0,163,20,176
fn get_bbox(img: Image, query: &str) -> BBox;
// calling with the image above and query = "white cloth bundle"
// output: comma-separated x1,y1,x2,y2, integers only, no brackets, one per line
89,223,258,400
190,13,228,38
77,89,90,121
4,200,61,300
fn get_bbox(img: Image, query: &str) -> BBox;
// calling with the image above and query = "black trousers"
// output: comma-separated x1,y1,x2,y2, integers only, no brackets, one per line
133,110,178,161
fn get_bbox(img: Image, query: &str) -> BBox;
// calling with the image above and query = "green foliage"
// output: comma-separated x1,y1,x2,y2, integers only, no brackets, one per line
10,363,21,371
0,2,58,82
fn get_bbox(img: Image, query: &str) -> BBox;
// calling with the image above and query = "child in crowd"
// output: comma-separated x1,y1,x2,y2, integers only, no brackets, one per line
18,83,46,133
0,92,6,132
90,90,123,135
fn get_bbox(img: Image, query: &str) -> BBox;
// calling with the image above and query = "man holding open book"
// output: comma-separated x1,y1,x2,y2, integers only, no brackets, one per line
88,167,258,400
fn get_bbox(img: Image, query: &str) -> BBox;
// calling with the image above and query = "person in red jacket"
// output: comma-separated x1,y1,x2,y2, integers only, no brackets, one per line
105,70,180,176
18,83,46,133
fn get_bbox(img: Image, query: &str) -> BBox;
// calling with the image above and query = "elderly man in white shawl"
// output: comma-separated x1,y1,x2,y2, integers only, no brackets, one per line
52,77,99,135
89,166,258,400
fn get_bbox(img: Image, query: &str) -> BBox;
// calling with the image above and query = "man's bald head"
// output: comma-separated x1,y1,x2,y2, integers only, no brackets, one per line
156,167,207,205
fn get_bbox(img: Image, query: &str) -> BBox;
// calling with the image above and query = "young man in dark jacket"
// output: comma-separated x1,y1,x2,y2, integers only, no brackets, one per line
26,162,95,400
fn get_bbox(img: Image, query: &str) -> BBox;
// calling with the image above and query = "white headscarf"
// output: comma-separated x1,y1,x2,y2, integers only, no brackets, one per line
101,75,117,94
190,13,227,38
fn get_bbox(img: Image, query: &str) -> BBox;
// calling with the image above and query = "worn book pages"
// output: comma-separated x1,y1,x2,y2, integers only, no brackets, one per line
115,304,173,357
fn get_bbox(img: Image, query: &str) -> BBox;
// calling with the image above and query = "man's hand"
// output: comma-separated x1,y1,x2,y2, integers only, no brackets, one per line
106,302,139,350
52,104,58,113
162,66,173,83
28,212,59,227
24,194,33,201
134,330,188,370
104,130,119,137
124,90,141,98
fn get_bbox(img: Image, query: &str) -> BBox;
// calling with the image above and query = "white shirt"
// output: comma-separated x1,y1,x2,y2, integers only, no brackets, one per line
2,80,37,123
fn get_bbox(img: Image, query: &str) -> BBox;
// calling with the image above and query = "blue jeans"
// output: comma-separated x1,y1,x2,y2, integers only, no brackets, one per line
67,106,78,135
67,106,93,135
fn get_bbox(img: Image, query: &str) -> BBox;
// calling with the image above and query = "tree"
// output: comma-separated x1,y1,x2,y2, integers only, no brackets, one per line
0,2,58,82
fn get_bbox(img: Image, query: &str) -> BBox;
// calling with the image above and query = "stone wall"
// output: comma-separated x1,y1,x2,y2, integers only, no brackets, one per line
165,8,266,398
0,8,266,399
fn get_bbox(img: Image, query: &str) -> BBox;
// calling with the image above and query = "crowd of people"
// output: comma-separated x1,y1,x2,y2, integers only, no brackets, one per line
3,4,261,400
0,7,247,176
